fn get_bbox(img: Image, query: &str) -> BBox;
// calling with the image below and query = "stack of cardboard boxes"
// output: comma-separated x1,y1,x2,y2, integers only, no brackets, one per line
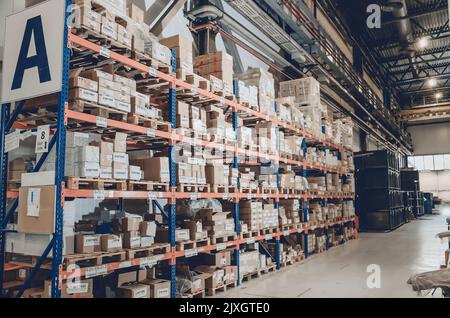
194,52,234,95
280,200,302,224
196,210,235,238
239,250,260,277
239,201,278,231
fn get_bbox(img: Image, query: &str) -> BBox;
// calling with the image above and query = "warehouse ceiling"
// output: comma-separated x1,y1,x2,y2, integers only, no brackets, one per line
331,0,450,109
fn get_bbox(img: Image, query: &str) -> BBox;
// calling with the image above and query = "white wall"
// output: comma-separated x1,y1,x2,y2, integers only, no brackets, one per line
420,170,450,202
408,123,450,155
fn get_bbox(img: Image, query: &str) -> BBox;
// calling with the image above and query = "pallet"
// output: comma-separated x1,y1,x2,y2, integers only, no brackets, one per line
127,181,169,192
259,264,276,275
182,290,206,298
177,184,211,193
127,114,170,132
63,251,126,269
209,234,237,245
240,271,261,282
65,177,127,191
240,230,259,240
280,188,295,194
205,281,237,297
125,243,171,260
176,240,196,251
260,187,278,194
260,227,277,235
69,100,128,122
211,184,235,194
280,258,296,268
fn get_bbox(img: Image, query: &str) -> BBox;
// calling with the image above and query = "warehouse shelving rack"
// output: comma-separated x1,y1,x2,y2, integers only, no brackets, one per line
0,2,357,298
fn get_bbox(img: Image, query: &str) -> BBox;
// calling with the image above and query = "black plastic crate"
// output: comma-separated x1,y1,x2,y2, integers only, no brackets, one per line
360,189,404,212
401,170,420,191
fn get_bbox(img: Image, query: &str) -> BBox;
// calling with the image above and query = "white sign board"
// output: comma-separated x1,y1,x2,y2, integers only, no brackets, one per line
1,0,66,103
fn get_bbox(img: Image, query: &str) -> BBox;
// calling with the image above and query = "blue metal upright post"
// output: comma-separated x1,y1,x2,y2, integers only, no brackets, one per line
51,0,71,298
303,169,309,258
168,49,177,298
274,100,281,270
232,80,241,285
0,103,11,296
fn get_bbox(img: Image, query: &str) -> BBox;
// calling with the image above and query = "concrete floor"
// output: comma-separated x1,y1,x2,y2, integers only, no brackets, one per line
219,206,450,298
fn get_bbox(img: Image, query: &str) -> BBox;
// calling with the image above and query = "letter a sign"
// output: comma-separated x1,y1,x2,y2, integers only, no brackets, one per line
1,0,65,103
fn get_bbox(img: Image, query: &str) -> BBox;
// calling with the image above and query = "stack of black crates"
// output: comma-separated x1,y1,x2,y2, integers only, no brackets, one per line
355,150,406,231
401,169,424,217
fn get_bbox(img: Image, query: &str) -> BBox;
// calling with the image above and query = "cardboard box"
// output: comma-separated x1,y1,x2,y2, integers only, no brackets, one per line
114,132,128,153
155,228,190,243
117,269,147,286
17,186,55,235
118,284,150,298
131,157,169,183
122,232,141,249
122,216,141,231
75,234,101,254
98,87,115,107
194,266,225,289
127,3,144,23
73,146,99,163
201,251,231,268
224,266,238,284
70,69,98,92
140,236,154,247
205,165,226,185
129,165,142,181
69,88,98,103
143,279,171,298
101,16,118,40
190,273,209,293
91,141,113,167
140,221,156,237
100,234,122,252
44,279,93,299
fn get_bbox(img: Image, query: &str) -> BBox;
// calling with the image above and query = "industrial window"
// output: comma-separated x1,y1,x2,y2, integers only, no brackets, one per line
408,154,450,171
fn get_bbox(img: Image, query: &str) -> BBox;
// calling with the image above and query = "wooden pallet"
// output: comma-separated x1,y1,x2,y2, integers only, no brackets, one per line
260,187,277,194
260,227,277,235
176,238,210,251
280,258,296,268
205,281,237,297
177,183,211,193
65,177,127,191
182,290,206,298
127,114,170,131
211,184,235,193
259,264,276,275
209,234,237,245
63,250,126,268
127,181,169,192
240,230,259,240
280,188,295,194
125,243,171,260
240,271,261,282
69,100,128,122
72,26,131,57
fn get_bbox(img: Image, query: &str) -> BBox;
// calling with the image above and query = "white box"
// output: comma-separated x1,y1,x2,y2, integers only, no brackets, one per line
113,168,128,180
100,166,113,179
113,153,129,164
21,171,56,187
67,132,90,148
74,146,100,163
72,162,100,178
129,165,142,181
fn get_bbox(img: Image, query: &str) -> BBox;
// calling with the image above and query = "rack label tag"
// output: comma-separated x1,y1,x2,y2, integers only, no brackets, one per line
216,243,227,251
147,128,155,138
184,248,198,258
140,256,158,267
93,190,105,200
96,116,107,128
265,234,273,240
190,193,199,200
35,124,50,153
99,47,110,58
283,230,290,236
148,67,157,77
246,238,255,244
5,130,20,153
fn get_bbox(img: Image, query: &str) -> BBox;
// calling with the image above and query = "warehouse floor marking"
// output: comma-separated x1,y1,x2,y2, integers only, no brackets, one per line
296,288,312,297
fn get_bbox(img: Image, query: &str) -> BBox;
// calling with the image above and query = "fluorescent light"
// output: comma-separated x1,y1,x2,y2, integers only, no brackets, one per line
436,92,443,99
427,78,437,87
417,37,429,49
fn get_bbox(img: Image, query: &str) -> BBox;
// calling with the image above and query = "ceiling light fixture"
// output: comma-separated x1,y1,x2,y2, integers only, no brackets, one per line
417,37,429,49
427,78,437,88
436,92,443,99
381,2,404,12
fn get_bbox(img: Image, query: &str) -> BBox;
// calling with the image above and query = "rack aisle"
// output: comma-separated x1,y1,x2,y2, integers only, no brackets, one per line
0,2,358,298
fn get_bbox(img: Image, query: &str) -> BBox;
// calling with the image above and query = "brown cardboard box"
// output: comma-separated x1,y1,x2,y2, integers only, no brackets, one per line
17,186,55,235
131,157,170,183
194,266,225,289
69,87,98,103
9,158,26,171
143,279,171,298
201,251,231,268
114,132,128,153
155,228,190,243
117,269,147,286
205,165,226,185
91,141,114,167
127,3,144,23
75,234,101,254
44,279,93,298
190,273,209,293
140,221,157,237
118,284,150,298
224,266,238,284
122,232,141,249
70,69,98,91
100,234,122,252
183,220,203,240
121,217,141,231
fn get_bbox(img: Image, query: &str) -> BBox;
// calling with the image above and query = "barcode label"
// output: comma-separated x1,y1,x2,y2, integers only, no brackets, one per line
148,67,157,77
140,256,158,267
96,116,107,128
216,243,227,251
246,238,255,244
265,234,273,240
93,190,105,200
283,231,290,236
147,128,155,138
99,47,110,58
184,248,198,258
190,193,199,200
